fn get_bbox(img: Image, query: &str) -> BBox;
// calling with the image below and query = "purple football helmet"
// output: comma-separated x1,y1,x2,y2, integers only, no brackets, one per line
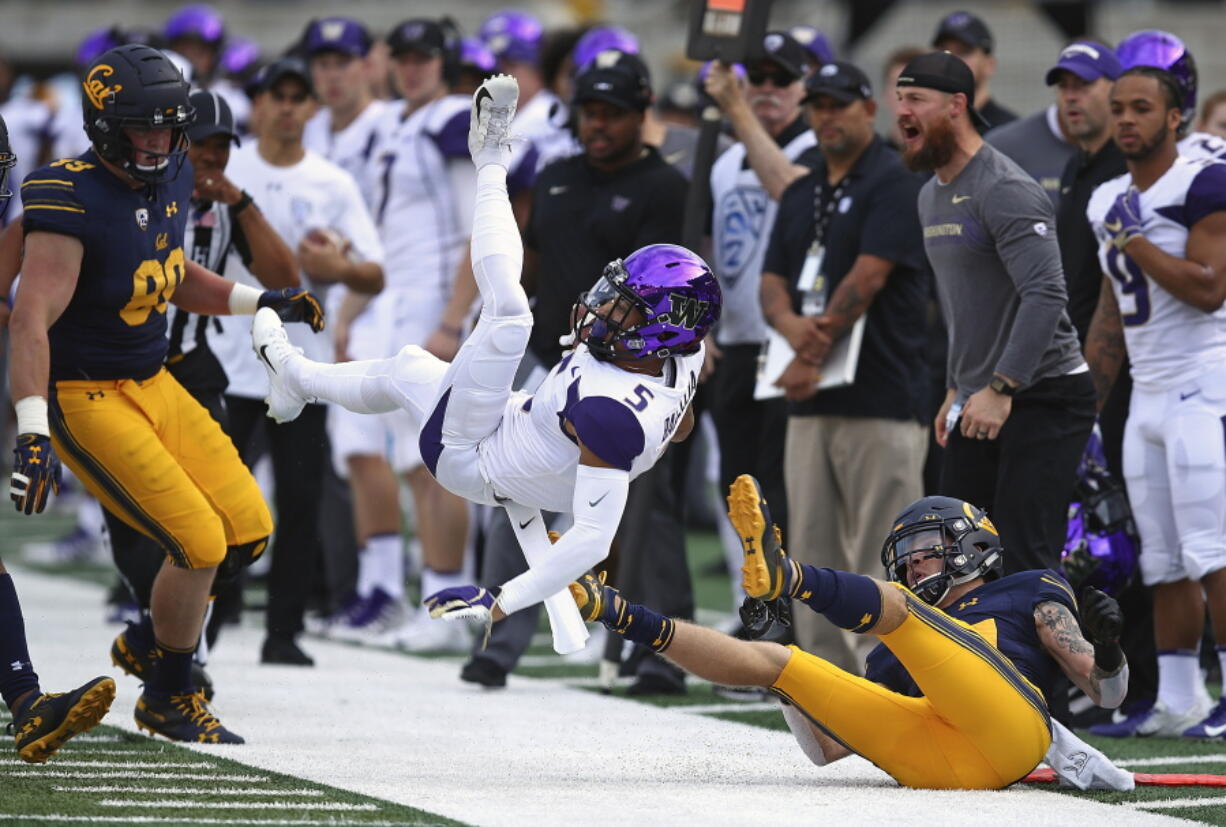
572,25,640,75
1117,30,1197,127
788,25,836,65
479,9,543,64
76,27,124,69
220,36,260,78
165,4,225,45
460,37,497,74
1061,429,1139,596
575,244,721,362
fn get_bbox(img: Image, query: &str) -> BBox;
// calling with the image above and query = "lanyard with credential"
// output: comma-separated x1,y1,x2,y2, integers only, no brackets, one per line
797,174,848,317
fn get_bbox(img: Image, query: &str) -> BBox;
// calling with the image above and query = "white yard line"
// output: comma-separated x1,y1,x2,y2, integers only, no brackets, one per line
1,770,266,781
0,817,417,826
13,566,1193,827
1127,797,1226,810
672,701,781,714
1117,754,1226,767
55,786,324,796
0,760,209,768
97,800,378,811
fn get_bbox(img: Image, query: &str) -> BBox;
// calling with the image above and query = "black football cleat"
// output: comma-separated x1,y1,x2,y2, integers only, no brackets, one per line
9,676,116,763
460,656,508,689
135,691,244,744
111,625,215,701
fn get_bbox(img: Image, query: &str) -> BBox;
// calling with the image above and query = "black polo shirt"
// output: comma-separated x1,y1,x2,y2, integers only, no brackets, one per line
524,145,688,365
1056,140,1127,344
762,134,929,421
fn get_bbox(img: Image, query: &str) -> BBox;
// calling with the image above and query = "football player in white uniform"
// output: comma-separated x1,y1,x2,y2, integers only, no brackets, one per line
253,74,721,641
1085,66,1226,738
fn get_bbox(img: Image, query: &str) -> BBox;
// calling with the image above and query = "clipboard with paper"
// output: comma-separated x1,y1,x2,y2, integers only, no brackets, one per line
753,315,867,400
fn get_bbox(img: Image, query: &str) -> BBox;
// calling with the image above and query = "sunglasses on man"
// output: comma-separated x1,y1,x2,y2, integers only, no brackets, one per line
746,67,799,87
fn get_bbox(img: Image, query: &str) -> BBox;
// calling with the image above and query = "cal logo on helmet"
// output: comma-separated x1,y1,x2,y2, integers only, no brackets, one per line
83,64,123,110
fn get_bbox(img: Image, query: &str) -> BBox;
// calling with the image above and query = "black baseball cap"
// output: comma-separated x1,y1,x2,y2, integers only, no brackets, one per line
896,51,990,129
573,60,652,112
186,89,240,145
932,10,994,54
802,60,873,105
387,18,451,58
254,56,314,96
753,30,815,80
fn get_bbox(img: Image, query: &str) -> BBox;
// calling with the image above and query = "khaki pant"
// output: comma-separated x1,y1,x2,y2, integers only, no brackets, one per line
784,415,926,673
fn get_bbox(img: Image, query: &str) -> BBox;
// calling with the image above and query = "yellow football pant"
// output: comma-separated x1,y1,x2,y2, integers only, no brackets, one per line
771,586,1051,789
49,369,272,569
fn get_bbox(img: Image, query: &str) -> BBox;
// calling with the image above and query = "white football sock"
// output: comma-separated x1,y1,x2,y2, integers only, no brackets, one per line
470,164,527,318
1156,650,1204,713
361,533,405,600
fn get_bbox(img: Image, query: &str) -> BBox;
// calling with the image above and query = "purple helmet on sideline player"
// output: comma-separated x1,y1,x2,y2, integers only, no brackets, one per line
788,25,835,66
165,3,225,45
1117,30,1197,128
575,245,721,362
572,25,640,75
479,9,543,65
76,27,124,69
460,37,497,75
1061,429,1139,596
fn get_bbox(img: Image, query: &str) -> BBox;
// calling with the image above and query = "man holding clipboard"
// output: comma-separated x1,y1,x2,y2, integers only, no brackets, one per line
758,61,930,672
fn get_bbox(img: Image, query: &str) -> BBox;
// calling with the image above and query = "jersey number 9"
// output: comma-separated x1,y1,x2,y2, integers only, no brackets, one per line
121,247,185,327
1105,248,1150,327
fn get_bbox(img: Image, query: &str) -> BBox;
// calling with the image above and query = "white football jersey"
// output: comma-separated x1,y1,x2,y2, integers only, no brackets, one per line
1,95,54,222
513,88,579,171
710,129,817,345
209,144,384,397
1087,155,1226,389
303,99,389,208
1179,130,1226,162
367,95,471,296
480,343,704,512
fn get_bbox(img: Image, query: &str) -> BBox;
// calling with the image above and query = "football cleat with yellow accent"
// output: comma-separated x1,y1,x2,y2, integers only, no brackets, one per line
726,474,795,601
111,625,215,701
135,691,244,744
9,676,116,763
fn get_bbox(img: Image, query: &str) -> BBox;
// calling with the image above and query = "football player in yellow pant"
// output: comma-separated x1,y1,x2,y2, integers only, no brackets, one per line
571,474,1128,790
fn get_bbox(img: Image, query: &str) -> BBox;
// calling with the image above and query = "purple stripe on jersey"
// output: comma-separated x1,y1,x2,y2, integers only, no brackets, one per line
565,396,645,472
508,144,540,195
419,387,452,477
429,110,471,160
1154,162,1226,227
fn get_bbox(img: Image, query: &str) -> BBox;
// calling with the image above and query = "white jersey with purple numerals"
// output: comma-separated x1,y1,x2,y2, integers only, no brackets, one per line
478,342,704,513
1087,154,1226,390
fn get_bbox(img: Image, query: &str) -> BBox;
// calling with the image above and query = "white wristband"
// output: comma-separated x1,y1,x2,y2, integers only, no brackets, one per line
15,396,50,437
228,283,262,315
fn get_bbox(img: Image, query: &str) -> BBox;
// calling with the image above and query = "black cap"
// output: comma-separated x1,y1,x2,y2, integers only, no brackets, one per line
896,51,990,129
387,18,452,58
754,31,815,80
254,56,314,96
932,11,994,54
802,61,872,104
573,56,652,112
186,89,240,145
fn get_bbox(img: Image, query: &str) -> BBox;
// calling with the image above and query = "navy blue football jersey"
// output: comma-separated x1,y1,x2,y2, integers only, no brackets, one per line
865,569,1078,703
21,150,194,380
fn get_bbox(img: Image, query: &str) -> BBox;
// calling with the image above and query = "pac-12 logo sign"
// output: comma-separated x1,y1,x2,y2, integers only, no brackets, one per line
717,186,769,285
660,294,709,329
84,65,123,110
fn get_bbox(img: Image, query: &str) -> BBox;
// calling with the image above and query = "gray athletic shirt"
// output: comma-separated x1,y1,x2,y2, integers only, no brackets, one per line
918,143,1084,403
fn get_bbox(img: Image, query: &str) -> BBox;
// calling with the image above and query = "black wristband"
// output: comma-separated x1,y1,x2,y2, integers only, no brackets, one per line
231,191,254,216
1093,640,1124,673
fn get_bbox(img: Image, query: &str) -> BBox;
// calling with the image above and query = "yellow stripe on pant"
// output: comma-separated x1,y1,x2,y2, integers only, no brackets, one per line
771,585,1051,790
49,369,272,569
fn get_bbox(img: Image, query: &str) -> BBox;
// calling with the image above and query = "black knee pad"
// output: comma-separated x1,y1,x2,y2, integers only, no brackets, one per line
217,537,269,583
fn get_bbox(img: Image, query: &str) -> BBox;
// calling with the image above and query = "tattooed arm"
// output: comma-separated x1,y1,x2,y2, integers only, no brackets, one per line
812,253,894,365
1084,275,1126,412
1034,600,1125,707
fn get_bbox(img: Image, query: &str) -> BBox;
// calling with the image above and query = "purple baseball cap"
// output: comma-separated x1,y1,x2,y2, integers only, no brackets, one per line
303,17,372,58
1045,41,1121,86
165,3,225,45
220,36,260,77
478,9,543,64
76,26,124,69
788,25,836,66
572,25,640,74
